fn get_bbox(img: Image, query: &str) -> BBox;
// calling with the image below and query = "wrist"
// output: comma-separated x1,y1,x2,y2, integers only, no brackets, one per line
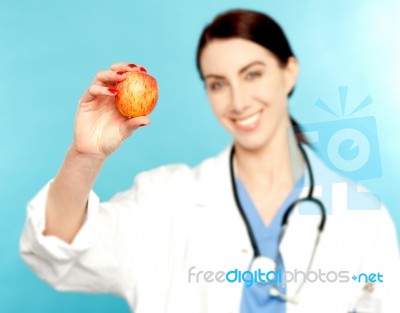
69,144,107,164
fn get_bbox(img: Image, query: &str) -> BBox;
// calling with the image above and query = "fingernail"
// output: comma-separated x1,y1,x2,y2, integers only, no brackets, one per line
117,71,125,75
139,67,147,73
108,88,118,94
128,64,137,68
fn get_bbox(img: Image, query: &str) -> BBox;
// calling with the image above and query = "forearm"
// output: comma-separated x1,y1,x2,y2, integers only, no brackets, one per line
44,145,105,243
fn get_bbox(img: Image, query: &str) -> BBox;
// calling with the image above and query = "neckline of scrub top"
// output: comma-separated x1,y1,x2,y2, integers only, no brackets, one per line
236,176,304,313
235,175,305,255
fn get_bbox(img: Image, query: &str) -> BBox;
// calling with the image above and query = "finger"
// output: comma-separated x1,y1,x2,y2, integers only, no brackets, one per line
92,70,127,86
80,85,118,103
134,65,148,73
109,62,140,72
92,67,148,89
109,62,148,73
119,116,150,140
109,62,133,71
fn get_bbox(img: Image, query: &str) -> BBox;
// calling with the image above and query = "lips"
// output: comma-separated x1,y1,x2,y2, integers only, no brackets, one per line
233,111,262,131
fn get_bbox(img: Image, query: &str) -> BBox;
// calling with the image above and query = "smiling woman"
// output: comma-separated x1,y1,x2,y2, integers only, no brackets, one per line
20,8,399,313
200,39,297,151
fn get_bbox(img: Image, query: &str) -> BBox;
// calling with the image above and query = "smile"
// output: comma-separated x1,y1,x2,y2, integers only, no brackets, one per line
233,111,262,131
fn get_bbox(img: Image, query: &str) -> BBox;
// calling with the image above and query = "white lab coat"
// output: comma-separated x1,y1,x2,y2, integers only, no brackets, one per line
20,145,399,313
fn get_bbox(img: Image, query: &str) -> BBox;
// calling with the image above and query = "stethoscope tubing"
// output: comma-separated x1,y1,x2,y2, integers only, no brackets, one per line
229,143,327,259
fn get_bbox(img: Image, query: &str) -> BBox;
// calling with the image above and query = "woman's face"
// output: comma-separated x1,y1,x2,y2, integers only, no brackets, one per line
199,38,298,151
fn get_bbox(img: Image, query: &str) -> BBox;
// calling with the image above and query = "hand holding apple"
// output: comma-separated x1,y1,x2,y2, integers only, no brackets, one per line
73,63,151,159
115,71,159,118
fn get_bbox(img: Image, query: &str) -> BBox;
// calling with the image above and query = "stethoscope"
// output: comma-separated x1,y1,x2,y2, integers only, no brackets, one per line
229,144,327,304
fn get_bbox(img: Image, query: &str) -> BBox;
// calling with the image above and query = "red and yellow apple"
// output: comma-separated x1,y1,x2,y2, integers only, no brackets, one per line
115,71,159,117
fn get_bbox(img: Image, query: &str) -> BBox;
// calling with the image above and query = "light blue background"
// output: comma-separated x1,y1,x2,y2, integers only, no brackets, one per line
1,0,399,312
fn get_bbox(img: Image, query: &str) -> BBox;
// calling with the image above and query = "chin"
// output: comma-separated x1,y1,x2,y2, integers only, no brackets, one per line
234,135,273,152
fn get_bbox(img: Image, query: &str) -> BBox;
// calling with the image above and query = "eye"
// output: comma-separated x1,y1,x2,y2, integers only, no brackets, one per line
245,71,262,81
208,80,226,91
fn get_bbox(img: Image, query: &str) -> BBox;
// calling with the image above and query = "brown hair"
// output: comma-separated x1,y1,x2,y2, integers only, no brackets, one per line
196,9,295,79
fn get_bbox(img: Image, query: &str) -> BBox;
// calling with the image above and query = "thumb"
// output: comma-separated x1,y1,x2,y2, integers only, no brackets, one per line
120,116,150,140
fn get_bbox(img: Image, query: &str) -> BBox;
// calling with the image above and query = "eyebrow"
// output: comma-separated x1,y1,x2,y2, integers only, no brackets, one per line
203,61,266,80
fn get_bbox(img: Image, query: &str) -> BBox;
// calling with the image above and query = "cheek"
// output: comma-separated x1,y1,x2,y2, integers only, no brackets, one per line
208,93,229,117
251,74,288,104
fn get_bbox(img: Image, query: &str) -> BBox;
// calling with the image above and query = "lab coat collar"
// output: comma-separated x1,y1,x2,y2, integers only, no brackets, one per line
193,143,333,208
192,144,235,209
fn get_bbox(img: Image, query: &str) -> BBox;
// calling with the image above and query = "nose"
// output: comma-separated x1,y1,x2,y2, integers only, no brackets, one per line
229,83,251,114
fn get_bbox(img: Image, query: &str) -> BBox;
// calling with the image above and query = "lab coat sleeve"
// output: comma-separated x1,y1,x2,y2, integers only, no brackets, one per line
19,164,192,298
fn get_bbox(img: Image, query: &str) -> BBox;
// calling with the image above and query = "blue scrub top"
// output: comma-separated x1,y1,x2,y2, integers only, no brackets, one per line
235,175,305,313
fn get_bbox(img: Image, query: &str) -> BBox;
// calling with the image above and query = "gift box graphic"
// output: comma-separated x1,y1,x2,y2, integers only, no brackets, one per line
298,86,382,182
294,87,382,213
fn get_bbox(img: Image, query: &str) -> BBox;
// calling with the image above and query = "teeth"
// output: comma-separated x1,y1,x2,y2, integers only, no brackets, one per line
235,112,261,126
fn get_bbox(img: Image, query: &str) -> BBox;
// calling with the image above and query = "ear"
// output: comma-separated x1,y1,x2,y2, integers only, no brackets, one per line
283,57,299,95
